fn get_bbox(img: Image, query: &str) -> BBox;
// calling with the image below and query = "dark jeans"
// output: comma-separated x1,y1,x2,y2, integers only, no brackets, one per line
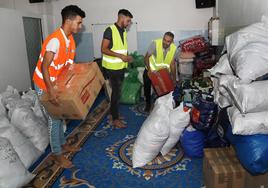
143,69,152,106
105,68,125,120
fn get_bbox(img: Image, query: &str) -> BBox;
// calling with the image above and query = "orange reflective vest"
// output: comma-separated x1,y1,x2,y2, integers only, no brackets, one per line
33,28,76,90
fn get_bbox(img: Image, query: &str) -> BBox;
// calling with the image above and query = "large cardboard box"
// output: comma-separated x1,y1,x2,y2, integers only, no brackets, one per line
40,62,104,120
203,147,246,188
245,171,268,188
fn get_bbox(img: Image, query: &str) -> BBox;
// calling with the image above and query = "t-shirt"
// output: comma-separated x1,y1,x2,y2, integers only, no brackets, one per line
103,23,125,49
45,28,70,60
147,41,178,61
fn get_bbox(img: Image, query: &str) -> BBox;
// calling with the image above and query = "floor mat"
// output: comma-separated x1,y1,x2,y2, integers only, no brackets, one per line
50,103,203,188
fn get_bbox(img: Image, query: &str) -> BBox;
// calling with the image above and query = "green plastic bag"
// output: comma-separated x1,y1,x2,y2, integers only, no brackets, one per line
120,69,142,104
130,51,145,68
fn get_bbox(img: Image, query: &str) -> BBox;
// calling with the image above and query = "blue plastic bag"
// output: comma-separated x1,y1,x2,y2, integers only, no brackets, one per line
226,125,268,175
180,126,205,158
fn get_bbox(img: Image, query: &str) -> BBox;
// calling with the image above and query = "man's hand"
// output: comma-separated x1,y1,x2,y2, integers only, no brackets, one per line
120,55,133,63
48,87,59,106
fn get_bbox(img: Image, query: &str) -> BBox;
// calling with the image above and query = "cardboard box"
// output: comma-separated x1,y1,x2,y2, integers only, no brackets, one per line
245,171,268,188
40,62,105,119
203,147,246,188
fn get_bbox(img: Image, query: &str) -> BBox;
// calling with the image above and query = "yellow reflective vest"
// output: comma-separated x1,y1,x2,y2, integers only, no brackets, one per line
149,39,176,71
102,24,128,70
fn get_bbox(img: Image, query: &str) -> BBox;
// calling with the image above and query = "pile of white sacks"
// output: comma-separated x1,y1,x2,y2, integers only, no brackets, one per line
209,15,268,135
0,86,49,188
132,93,190,168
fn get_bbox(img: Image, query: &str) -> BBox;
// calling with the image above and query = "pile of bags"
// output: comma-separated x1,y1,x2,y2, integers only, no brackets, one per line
132,84,222,167
132,93,190,168
178,35,216,80
0,85,49,187
209,16,268,174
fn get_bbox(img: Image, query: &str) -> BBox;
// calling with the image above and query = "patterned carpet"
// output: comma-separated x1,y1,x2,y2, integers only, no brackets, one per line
48,102,203,188
27,98,202,188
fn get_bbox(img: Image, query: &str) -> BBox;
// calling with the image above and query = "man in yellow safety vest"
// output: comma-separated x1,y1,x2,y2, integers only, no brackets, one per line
101,9,133,128
143,32,177,112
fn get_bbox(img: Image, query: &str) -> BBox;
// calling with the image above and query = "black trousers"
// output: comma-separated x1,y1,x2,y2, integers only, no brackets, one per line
143,69,152,106
105,68,125,120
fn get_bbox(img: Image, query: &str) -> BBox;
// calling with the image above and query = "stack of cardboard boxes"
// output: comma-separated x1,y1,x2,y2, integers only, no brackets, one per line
203,147,268,188
41,62,105,120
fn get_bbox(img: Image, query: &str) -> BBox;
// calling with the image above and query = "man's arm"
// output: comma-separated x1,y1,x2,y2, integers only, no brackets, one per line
144,41,155,72
41,51,59,106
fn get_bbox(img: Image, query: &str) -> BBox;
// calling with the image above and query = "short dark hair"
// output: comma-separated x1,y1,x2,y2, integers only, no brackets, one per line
164,32,174,39
118,9,133,18
61,5,86,23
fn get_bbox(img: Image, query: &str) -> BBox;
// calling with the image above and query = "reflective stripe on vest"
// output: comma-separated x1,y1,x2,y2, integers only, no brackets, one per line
102,24,128,70
149,39,176,71
33,28,76,90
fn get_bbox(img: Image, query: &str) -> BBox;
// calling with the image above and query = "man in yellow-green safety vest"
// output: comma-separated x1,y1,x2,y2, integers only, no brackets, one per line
143,32,178,112
101,9,133,129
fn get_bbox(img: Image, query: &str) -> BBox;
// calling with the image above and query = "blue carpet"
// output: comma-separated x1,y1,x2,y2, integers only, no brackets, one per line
51,103,203,188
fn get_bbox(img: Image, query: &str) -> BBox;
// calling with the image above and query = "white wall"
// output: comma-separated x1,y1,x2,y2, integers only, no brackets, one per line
218,0,268,35
0,1,55,92
0,0,213,91
49,0,213,32
0,8,40,91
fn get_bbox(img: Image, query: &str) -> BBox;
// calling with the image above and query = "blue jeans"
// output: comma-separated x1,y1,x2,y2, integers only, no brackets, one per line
34,84,66,155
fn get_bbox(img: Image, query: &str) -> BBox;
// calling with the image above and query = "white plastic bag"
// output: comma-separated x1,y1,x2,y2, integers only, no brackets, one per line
160,104,190,156
0,99,6,117
6,98,33,119
132,93,173,168
209,54,233,77
211,77,232,108
226,21,268,60
230,42,268,83
21,89,38,106
137,67,145,85
33,98,48,124
220,75,268,113
0,85,21,106
0,116,41,168
227,106,268,135
11,108,49,152
0,137,34,188
22,89,48,123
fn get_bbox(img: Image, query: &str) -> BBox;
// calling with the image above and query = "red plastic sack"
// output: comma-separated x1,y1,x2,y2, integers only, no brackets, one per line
149,69,174,96
180,36,208,53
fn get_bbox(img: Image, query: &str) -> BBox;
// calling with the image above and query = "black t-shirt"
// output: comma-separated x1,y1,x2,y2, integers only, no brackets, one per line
103,23,125,49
